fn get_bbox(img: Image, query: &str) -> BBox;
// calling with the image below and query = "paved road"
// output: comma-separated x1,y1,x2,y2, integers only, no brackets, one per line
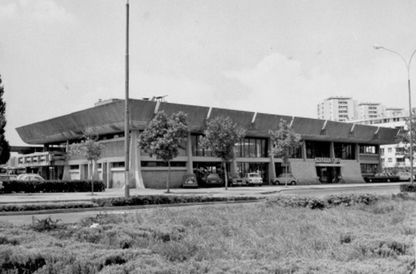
279,184,401,198
0,184,402,226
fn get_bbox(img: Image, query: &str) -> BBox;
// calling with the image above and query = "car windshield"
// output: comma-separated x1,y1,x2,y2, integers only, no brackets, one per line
279,173,292,177
248,174,260,177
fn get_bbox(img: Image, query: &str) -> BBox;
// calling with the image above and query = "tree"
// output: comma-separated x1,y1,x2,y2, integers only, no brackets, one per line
200,116,246,190
395,115,416,180
269,118,302,186
69,131,103,195
138,111,188,193
0,76,10,164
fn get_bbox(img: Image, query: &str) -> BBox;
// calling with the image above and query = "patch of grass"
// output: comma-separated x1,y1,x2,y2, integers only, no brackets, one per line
0,195,415,273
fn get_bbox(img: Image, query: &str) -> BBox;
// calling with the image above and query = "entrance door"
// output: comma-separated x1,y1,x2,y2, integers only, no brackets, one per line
316,166,341,183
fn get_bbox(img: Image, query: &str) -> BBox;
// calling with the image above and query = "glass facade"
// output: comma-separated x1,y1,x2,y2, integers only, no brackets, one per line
334,143,355,160
235,137,268,158
191,135,214,157
305,141,330,158
359,145,379,154
360,163,378,174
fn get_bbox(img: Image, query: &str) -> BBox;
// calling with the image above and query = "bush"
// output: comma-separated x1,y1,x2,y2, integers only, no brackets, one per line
0,201,97,212
0,180,105,193
266,193,379,210
93,195,259,207
400,183,416,192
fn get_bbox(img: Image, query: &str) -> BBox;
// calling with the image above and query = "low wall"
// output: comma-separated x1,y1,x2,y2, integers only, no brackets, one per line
142,169,188,189
341,160,365,184
289,159,320,185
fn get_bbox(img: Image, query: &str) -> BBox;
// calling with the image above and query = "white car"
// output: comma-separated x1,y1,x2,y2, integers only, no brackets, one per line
397,171,414,181
243,173,263,186
16,174,45,181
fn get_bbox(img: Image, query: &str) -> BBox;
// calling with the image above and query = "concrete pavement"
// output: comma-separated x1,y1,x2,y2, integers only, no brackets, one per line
0,182,403,204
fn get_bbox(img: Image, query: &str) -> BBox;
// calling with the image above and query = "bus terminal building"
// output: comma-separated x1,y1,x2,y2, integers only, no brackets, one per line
15,99,398,189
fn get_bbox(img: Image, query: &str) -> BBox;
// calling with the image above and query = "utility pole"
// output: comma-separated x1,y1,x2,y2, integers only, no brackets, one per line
124,0,130,197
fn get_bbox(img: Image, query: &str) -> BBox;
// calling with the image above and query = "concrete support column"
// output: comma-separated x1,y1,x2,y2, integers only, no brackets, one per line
230,146,238,175
377,145,383,172
355,144,360,161
130,130,145,189
107,162,112,188
80,164,88,180
330,142,335,159
87,162,92,180
186,132,193,174
92,161,99,181
302,141,307,161
268,138,276,182
102,162,108,188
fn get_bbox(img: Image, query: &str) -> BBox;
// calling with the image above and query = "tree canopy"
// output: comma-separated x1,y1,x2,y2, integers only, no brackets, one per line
138,111,188,192
269,118,302,164
200,116,246,161
139,111,188,162
0,75,10,165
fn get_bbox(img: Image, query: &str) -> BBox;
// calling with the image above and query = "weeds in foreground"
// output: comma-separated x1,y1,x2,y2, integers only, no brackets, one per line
0,195,415,273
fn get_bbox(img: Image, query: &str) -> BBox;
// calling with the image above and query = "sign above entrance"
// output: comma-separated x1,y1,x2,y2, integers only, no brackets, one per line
314,157,341,164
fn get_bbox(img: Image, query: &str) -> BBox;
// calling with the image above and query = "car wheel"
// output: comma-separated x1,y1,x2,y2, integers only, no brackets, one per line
290,181,296,185
369,179,372,183
387,179,390,182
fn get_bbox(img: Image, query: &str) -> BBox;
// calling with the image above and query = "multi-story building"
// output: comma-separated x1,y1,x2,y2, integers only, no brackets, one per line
15,99,397,188
356,103,385,120
317,97,357,122
349,115,411,171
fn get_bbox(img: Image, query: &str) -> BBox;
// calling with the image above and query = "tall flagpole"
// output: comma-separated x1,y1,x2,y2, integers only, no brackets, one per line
124,0,130,198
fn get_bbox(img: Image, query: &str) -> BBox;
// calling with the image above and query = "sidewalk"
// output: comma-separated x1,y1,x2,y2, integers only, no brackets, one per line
0,182,402,204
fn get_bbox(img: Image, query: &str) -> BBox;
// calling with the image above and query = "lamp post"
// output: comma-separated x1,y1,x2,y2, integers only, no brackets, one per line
374,45,416,184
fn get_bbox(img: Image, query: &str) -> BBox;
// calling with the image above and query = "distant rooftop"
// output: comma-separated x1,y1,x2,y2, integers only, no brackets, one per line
326,96,352,100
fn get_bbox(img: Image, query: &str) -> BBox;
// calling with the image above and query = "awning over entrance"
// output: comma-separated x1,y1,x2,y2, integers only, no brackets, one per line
315,163,342,167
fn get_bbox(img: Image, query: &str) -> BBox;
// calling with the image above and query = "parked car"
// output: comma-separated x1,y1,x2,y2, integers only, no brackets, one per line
272,173,297,185
363,172,399,183
396,171,416,181
0,174,17,181
16,174,45,181
230,173,263,186
203,173,224,186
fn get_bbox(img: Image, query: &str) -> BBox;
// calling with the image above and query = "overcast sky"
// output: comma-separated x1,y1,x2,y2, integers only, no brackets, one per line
2,0,416,146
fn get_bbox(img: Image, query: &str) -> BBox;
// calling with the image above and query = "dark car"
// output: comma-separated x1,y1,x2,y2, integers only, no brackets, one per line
363,172,400,183
202,173,224,186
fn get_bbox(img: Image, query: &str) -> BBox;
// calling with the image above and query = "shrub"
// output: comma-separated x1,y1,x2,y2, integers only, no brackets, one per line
0,201,96,212
31,217,62,232
266,193,379,210
400,183,416,192
93,195,259,207
0,180,105,194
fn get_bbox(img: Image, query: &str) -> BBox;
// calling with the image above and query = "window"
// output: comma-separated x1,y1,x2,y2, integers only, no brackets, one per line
141,161,186,167
306,141,331,158
360,163,378,174
334,143,355,159
70,165,79,170
388,158,393,163
388,148,392,153
112,162,125,168
380,148,384,155
235,137,268,158
359,145,378,154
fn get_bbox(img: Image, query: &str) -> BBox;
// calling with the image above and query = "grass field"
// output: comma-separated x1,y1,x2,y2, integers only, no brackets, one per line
0,194,415,274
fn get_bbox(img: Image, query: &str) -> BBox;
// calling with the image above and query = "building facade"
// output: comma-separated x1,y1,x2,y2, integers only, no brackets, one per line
317,97,357,122
15,99,398,188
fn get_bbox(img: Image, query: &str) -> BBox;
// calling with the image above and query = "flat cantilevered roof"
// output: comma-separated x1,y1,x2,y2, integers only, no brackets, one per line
16,99,399,145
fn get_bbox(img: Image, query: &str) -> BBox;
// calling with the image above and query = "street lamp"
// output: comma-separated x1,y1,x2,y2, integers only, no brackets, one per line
374,45,416,184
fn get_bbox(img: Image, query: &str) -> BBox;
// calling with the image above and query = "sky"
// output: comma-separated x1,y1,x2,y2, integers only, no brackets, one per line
2,0,416,146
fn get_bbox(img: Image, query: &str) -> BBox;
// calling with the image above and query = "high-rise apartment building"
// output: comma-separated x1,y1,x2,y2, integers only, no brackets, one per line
356,103,385,120
317,97,357,122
